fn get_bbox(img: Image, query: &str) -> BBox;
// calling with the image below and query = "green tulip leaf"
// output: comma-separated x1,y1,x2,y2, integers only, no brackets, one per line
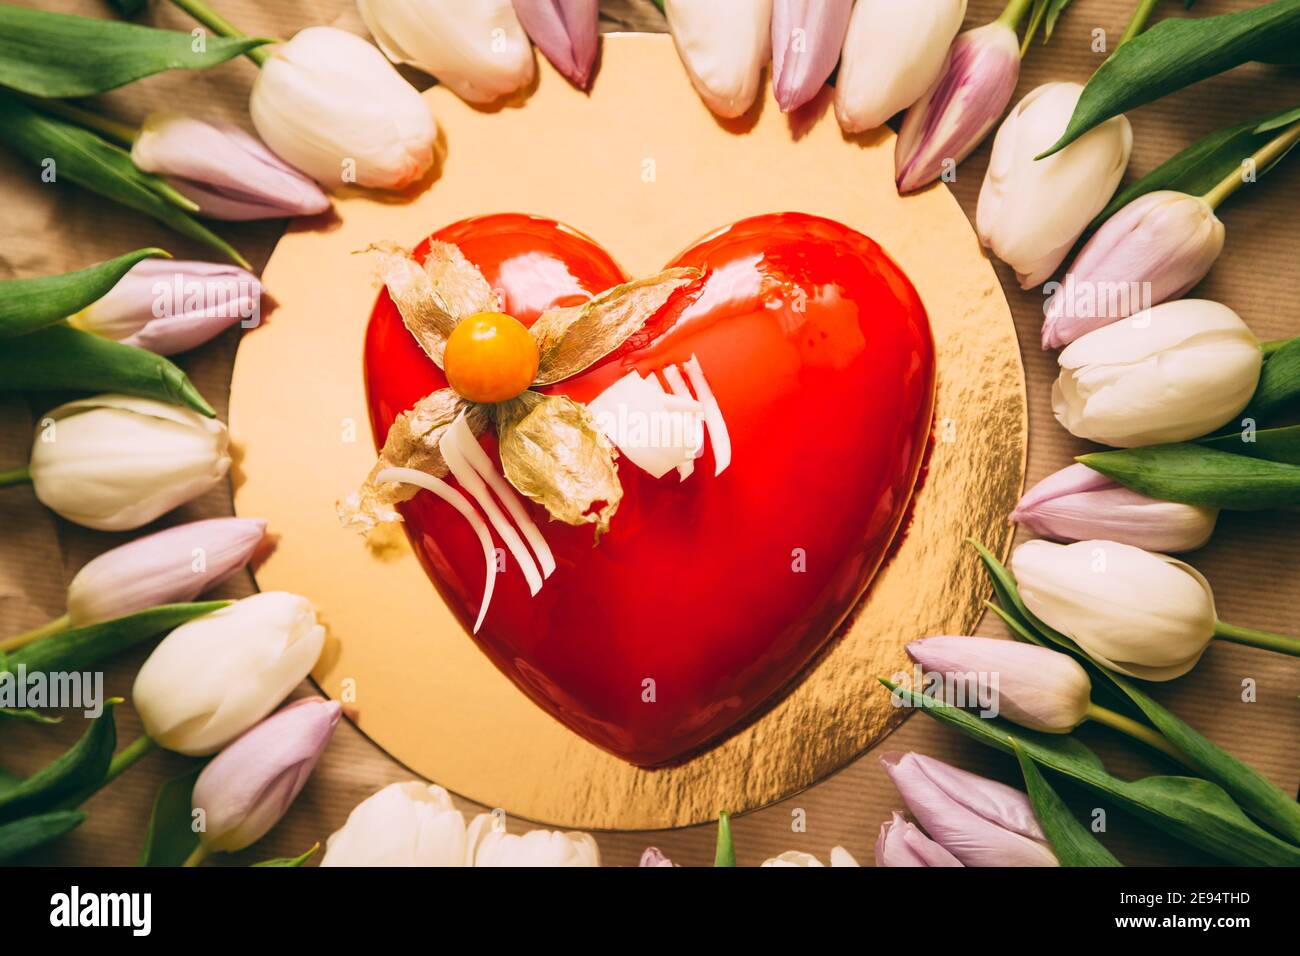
0,5,268,97
1202,424,1300,466
1040,0,1300,158
1011,741,1123,866
1243,338,1300,420
0,765,21,795
0,700,119,823
1078,443,1300,510
1091,105,1300,230
714,810,735,867
0,91,250,267
252,843,320,867
0,247,168,339
140,766,203,867
0,810,86,864
4,602,228,677
0,707,62,724
0,324,215,417
885,681,1300,866
973,542,1300,847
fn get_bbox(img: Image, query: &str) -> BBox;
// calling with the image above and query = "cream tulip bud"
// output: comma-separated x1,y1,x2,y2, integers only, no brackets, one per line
906,635,1092,733
1010,539,1218,681
894,21,1020,194
665,0,772,119
770,0,853,113
321,782,469,867
130,113,330,221
834,0,967,133
465,813,599,866
66,259,261,356
191,698,340,854
978,82,1133,289
133,592,326,755
357,0,535,104
66,517,266,626
881,751,1058,866
1042,191,1226,348
28,394,230,532
1013,463,1218,553
250,27,436,191
761,847,860,867
875,812,963,867
1052,300,1262,447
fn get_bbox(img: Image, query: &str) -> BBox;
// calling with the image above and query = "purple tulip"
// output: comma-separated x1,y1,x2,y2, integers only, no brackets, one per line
1012,463,1219,553
512,0,599,89
131,112,331,221
67,258,261,356
880,752,1058,866
770,0,852,113
875,812,964,867
895,22,1020,194
639,847,675,867
192,698,341,854
65,517,266,626
906,635,1092,733
1042,190,1226,348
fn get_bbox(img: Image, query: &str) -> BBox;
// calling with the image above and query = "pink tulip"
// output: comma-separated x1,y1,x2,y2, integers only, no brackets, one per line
65,517,266,626
906,635,1092,733
1042,190,1226,348
67,259,261,356
131,112,331,221
770,0,852,113
639,847,675,867
192,698,341,854
895,21,1020,194
1013,463,1219,553
875,812,964,867
880,752,1058,866
512,0,599,89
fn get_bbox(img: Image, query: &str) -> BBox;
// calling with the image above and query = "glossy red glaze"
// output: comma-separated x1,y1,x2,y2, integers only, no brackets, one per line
364,212,935,766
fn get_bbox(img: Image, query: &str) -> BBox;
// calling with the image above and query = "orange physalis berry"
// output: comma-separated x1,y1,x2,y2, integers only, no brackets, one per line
443,311,540,403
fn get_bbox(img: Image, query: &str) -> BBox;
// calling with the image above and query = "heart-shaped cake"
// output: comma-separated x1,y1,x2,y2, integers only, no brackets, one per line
360,211,934,767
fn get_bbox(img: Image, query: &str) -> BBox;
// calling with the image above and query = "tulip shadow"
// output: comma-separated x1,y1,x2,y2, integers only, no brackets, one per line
785,84,835,143
709,76,767,136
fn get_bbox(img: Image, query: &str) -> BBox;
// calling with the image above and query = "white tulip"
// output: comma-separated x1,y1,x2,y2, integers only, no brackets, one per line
321,782,469,867
133,592,326,755
28,394,229,532
665,0,772,119
356,0,535,104
250,26,437,191
977,82,1133,289
835,0,967,133
761,847,860,867
465,813,599,866
1053,300,1262,447
1011,539,1217,681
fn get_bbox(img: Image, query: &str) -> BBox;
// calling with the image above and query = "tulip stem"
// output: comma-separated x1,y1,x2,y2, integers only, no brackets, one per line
168,0,270,66
1214,620,1300,658
182,843,210,868
0,613,71,653
1086,703,1187,764
105,735,158,785
1201,119,1300,210
0,465,31,489
1262,336,1300,358
996,0,1037,33
1118,0,1161,48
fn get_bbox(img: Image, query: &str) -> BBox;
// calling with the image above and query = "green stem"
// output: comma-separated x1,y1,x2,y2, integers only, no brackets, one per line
104,735,158,786
1215,620,1300,657
0,613,72,654
1201,120,1300,209
1086,703,1188,764
713,810,735,867
1262,337,1298,358
182,843,210,867
168,0,269,66
0,465,31,489
996,0,1037,32
1118,0,1160,48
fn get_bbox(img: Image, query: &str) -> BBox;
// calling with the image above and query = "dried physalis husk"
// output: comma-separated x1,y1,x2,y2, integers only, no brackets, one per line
338,389,490,534
497,391,622,538
530,268,701,385
366,241,499,367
